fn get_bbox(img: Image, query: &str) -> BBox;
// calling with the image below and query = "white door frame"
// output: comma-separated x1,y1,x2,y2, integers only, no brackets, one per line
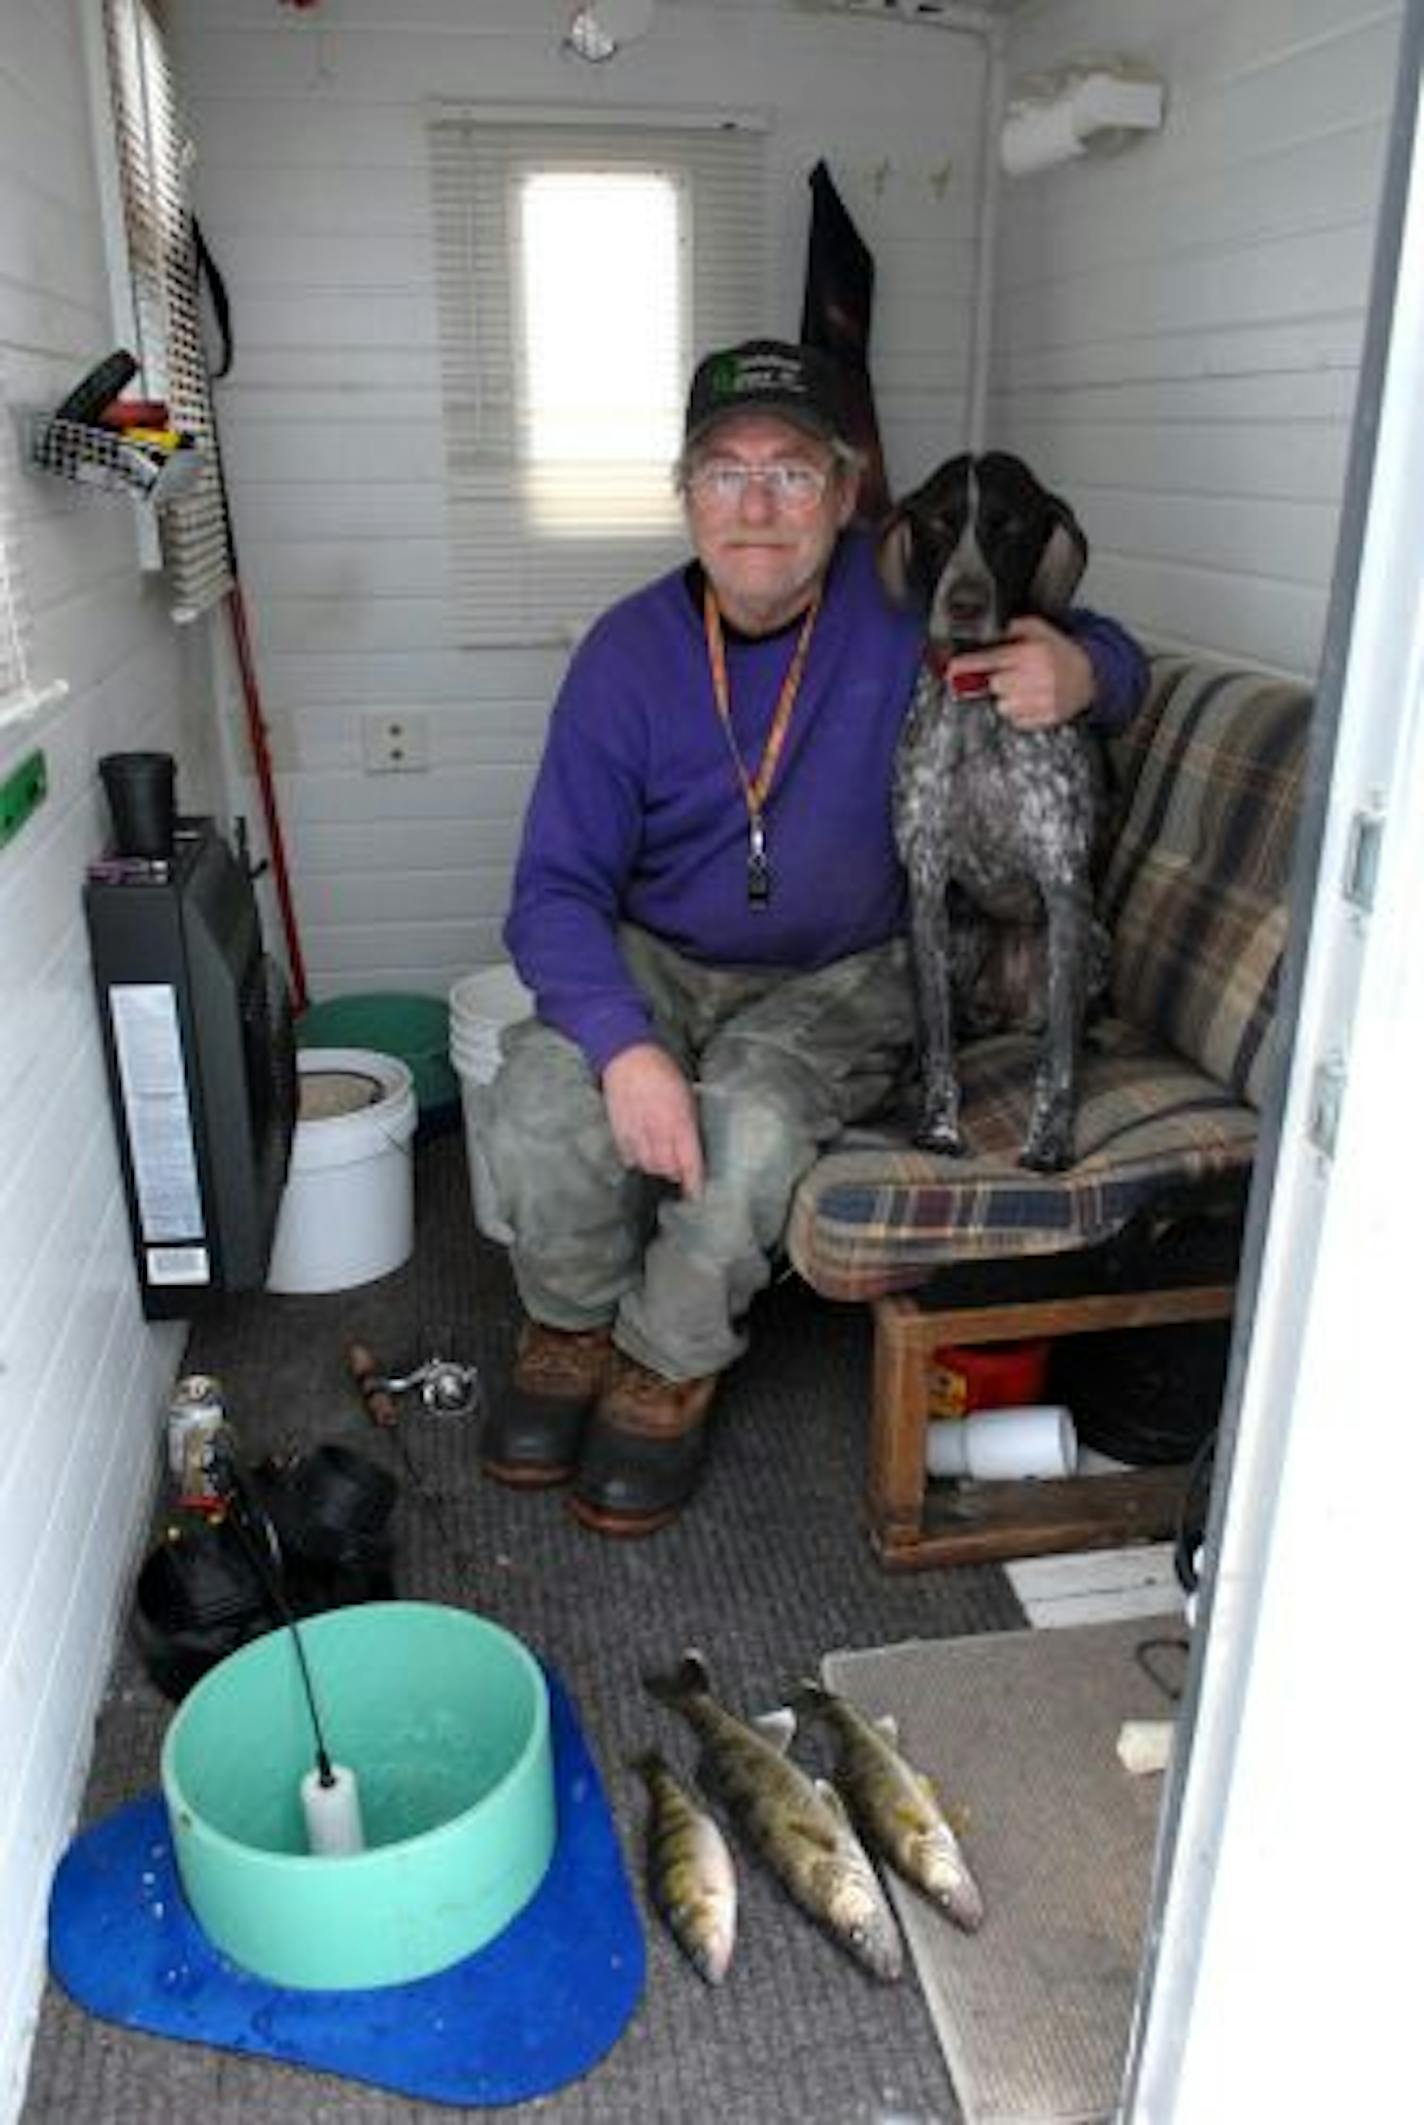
1124,15,1424,2119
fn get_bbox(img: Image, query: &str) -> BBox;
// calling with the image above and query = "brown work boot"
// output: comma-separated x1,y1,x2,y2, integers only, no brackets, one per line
569,1353,718,1537
482,1321,614,1488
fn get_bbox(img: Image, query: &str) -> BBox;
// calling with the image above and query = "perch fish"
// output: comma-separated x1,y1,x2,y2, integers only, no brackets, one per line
644,1650,903,1983
795,1678,985,1933
633,1748,738,1984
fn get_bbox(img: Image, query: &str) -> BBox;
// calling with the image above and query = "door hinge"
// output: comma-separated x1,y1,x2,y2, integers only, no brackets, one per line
1342,808,1384,913
1306,1054,1346,1160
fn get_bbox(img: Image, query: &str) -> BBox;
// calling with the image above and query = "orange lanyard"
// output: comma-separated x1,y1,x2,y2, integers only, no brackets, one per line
703,582,821,907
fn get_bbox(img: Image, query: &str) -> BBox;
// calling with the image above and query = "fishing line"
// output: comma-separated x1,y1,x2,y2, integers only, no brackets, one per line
213,1452,338,1785
385,1422,482,1586
350,1329,484,1586
203,1455,364,1853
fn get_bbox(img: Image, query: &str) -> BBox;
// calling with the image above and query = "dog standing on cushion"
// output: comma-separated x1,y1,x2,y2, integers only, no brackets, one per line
880,451,1111,1173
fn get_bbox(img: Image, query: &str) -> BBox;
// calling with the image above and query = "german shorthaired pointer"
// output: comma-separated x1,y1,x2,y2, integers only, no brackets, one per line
879,451,1110,1172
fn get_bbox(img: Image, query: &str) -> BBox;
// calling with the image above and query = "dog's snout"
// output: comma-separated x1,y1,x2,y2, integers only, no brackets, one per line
931,490,1004,645
946,581,992,632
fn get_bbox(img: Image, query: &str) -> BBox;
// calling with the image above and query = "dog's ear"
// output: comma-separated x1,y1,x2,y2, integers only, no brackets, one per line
1029,496,1088,614
876,509,916,609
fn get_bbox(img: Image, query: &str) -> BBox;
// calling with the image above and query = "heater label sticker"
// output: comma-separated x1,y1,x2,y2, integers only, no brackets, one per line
109,983,205,1242
147,1245,211,1286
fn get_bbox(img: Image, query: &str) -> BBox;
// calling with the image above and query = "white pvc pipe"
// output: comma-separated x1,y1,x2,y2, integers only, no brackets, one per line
829,0,997,34
967,20,1007,449
301,1764,367,1858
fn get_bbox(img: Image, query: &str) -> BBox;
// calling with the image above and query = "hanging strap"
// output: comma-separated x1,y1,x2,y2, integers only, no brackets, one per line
193,218,234,380
703,583,820,815
703,584,821,908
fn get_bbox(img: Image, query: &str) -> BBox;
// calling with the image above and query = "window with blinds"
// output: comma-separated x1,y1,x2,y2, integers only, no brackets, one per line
428,113,768,647
100,0,232,623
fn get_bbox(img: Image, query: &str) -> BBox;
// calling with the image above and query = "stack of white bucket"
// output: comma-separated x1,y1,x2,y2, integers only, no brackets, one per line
449,964,532,1244
267,1050,419,1294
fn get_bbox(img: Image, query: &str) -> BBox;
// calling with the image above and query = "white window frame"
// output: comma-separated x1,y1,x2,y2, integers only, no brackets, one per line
0,372,67,734
84,0,233,623
0,418,28,721
428,106,769,647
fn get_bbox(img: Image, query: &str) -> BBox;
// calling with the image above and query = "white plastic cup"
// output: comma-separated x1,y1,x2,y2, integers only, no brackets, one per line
926,1404,1078,1481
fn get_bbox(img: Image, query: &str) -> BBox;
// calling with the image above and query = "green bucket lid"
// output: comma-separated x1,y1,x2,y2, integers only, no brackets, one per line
297,993,457,1116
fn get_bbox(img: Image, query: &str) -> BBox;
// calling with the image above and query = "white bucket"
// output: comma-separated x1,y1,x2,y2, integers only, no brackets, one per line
267,1048,418,1294
448,966,533,1244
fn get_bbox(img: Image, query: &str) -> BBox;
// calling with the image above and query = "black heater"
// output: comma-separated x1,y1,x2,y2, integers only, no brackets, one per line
85,817,297,1319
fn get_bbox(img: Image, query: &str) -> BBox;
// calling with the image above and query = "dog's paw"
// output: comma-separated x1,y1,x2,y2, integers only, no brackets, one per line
1018,1134,1072,1174
916,1115,968,1158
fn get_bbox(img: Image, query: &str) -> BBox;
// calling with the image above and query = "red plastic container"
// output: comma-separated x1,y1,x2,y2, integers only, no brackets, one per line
927,1338,1052,1419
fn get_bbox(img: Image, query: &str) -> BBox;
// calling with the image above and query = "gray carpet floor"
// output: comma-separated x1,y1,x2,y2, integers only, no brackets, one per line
21,1129,1024,2124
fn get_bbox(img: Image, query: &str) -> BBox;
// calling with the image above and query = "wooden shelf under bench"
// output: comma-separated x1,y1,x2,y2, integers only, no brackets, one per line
867,1283,1233,1570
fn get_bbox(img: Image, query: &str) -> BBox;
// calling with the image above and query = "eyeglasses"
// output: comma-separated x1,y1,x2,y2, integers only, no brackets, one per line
686,459,831,511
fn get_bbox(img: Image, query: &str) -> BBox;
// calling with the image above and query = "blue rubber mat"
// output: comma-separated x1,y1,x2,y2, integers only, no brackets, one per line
47,1669,645,2107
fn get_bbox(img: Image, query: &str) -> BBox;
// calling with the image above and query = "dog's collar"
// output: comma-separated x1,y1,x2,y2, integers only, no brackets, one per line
924,642,995,700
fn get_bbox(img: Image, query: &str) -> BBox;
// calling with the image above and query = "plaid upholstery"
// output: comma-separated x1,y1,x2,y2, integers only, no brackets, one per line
1101,656,1311,1108
788,1021,1259,1301
788,655,1311,1304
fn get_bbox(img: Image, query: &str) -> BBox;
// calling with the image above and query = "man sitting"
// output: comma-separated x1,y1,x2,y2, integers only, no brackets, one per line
478,338,1147,1536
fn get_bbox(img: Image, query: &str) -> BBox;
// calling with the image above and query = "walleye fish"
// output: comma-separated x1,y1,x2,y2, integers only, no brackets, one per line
644,1650,903,1983
795,1678,985,1933
633,1748,738,1984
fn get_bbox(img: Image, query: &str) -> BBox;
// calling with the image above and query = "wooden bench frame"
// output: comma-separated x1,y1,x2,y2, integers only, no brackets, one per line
867,1282,1235,1570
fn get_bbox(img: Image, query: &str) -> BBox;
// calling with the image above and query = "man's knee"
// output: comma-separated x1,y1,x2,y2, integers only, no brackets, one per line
483,1021,631,1223
491,1020,601,1139
698,1046,823,1199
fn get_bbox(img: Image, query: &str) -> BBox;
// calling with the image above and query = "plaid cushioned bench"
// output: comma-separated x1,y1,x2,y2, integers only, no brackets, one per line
787,654,1312,1568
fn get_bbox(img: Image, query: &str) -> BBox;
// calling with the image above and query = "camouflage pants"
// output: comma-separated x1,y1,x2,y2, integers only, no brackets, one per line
479,926,915,1381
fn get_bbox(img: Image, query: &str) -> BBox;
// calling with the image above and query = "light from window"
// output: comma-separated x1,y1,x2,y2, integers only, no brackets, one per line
516,169,684,534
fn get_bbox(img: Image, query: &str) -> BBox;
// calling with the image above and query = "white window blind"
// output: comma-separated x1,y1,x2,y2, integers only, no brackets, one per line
101,0,233,623
429,113,767,647
0,418,28,717
0,373,52,731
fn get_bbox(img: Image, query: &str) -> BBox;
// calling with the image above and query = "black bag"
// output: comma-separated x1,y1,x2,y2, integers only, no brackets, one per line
1047,1320,1230,1466
131,1443,398,1701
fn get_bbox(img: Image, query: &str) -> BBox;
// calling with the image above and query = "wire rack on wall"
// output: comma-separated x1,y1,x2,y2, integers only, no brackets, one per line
23,413,203,506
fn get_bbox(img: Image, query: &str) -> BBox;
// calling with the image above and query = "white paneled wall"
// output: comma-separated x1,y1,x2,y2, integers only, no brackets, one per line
166,0,989,1001
996,0,1403,676
0,4,221,2111
0,6,1407,2110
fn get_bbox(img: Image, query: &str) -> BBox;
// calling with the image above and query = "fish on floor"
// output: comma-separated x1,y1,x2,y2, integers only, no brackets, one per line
794,1678,985,1933
632,1747,739,1984
643,1649,903,1983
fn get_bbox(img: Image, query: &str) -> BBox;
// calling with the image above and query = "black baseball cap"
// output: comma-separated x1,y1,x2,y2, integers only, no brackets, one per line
683,339,848,449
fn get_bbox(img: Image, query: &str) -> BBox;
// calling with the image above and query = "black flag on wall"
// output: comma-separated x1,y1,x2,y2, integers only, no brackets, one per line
800,159,892,525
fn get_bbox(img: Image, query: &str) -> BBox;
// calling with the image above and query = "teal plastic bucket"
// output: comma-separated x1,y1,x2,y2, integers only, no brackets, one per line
161,1602,556,1990
297,993,458,1125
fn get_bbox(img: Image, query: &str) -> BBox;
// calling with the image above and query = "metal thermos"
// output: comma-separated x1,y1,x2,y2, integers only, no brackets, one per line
166,1374,232,1507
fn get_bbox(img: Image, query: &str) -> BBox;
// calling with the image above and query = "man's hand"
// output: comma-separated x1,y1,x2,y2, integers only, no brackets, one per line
602,1042,705,1197
949,615,1096,731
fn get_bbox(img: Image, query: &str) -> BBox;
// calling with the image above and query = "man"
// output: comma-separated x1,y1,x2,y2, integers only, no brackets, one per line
479,338,1146,1537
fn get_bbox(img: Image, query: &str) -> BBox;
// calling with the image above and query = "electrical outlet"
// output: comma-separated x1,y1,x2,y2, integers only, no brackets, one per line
362,711,429,774
0,749,47,850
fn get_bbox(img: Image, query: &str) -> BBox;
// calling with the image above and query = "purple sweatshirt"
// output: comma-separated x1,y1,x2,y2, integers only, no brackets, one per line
505,530,1146,1074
